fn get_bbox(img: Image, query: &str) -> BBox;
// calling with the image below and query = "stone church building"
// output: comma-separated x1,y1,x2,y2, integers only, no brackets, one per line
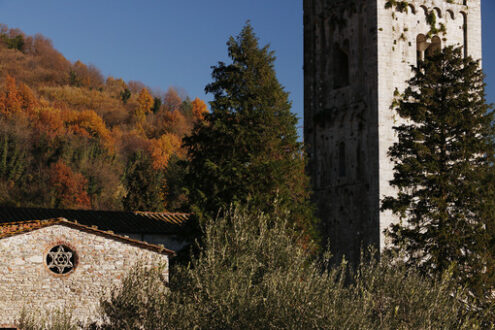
304,0,482,262
0,208,189,327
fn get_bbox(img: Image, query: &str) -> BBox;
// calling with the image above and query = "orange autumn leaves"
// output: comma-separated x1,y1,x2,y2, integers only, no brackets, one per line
135,88,154,127
0,75,112,143
49,160,91,209
0,72,208,210
0,75,37,116
148,133,182,170
0,75,204,156
192,97,208,121
31,106,114,150
0,24,212,211
63,109,115,150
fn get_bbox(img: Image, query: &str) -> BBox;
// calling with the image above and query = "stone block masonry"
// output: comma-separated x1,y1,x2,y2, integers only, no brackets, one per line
0,224,170,326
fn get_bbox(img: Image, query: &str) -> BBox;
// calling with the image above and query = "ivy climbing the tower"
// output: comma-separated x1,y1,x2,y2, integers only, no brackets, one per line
385,0,455,42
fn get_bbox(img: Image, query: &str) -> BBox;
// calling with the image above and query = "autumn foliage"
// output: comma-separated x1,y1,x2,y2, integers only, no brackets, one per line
135,88,154,127
191,97,208,121
0,25,208,211
149,133,183,170
49,160,91,209
0,75,22,116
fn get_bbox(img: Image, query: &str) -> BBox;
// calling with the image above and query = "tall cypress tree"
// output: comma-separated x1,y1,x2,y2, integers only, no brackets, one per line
183,24,317,243
382,47,495,299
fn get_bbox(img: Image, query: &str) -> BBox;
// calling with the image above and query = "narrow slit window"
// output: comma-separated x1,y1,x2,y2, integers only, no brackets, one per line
462,13,468,58
338,142,346,177
333,41,350,89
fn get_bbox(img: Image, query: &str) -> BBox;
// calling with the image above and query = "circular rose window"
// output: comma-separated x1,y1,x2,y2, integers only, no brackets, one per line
46,245,76,274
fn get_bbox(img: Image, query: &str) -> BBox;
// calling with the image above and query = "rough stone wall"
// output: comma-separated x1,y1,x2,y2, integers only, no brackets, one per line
376,0,482,250
304,0,380,263
304,0,482,263
0,225,169,326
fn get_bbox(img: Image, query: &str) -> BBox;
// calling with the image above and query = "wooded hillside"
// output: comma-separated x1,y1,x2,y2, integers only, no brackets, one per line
0,25,207,211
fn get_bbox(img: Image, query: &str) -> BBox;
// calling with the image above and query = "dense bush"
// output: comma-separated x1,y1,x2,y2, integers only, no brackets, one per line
18,307,78,330
97,206,480,329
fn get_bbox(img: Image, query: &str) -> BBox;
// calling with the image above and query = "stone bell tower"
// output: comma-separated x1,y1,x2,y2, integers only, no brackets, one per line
304,0,482,262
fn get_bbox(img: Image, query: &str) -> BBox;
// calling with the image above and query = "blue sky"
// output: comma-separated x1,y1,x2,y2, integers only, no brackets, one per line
0,0,494,137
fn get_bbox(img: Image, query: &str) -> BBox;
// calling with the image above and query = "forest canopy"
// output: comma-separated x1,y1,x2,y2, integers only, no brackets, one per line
0,24,208,211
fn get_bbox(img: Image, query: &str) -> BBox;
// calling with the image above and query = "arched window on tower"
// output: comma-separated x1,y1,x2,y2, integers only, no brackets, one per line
433,7,442,19
333,41,350,89
417,34,442,64
420,6,428,18
416,34,428,65
446,9,455,20
426,36,441,58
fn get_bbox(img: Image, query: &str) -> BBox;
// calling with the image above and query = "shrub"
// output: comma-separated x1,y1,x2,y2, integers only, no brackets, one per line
98,206,480,329
17,307,78,330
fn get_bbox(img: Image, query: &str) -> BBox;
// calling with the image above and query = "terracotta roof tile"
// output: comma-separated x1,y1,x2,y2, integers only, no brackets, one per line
0,218,175,256
0,207,191,234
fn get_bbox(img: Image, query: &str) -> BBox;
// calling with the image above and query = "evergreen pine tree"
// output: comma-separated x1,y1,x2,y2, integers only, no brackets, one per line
183,23,317,244
123,151,164,212
382,47,495,300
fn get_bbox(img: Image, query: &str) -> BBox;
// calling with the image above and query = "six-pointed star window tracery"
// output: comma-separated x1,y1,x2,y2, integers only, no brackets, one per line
46,245,75,274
